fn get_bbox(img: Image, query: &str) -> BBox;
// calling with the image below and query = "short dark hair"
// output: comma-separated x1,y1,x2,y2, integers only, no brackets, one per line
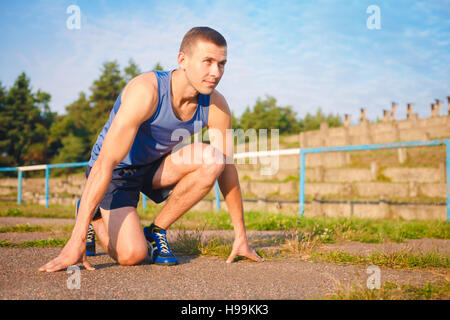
180,26,227,56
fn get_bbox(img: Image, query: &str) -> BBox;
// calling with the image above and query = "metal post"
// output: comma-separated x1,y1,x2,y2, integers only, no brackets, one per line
215,180,221,210
45,166,49,208
299,150,305,218
446,139,450,221
17,170,23,205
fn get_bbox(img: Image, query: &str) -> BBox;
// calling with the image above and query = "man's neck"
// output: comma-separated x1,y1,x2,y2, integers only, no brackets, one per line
171,69,199,109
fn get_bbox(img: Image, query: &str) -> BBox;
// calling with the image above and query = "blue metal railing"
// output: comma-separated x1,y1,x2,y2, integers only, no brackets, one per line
1,139,449,220
0,162,90,208
299,139,450,220
0,160,217,210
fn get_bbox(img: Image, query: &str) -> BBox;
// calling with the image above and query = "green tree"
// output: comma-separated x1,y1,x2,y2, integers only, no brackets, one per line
0,73,52,165
88,61,124,145
298,108,343,132
123,58,141,83
48,91,93,163
49,59,145,164
0,82,12,167
35,89,55,127
52,134,87,163
153,62,164,71
231,110,240,129
48,59,166,164
239,95,301,135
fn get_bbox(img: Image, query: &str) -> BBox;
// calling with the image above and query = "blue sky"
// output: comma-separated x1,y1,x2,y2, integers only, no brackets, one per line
1,0,449,123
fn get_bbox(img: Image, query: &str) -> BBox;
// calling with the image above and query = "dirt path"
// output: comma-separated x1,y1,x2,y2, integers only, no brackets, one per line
0,216,448,300
1,216,448,256
0,246,446,300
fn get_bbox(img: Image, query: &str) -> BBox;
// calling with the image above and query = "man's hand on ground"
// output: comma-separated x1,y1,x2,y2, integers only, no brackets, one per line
38,237,95,272
226,237,264,263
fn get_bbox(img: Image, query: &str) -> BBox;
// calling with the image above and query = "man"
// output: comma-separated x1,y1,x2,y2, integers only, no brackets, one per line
39,26,263,272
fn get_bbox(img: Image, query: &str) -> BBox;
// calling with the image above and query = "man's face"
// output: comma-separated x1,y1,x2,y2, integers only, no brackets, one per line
180,40,227,95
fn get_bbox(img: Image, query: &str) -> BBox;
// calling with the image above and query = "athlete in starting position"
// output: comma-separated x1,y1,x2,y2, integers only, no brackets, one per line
39,26,263,272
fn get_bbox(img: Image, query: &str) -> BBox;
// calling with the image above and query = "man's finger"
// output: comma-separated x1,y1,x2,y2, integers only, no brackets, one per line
248,249,264,262
82,254,95,271
38,261,50,272
38,259,58,272
38,264,48,272
45,260,69,273
226,250,238,264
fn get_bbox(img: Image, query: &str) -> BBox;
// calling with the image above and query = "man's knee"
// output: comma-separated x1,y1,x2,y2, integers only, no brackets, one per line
116,245,148,266
201,145,225,181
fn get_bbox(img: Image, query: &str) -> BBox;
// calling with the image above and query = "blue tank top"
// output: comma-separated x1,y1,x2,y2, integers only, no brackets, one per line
88,70,210,168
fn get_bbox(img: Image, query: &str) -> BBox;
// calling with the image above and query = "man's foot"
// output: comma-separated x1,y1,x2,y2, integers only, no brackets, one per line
76,198,96,257
144,240,156,264
143,223,178,266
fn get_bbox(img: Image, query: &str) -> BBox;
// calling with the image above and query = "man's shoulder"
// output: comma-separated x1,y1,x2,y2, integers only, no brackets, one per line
121,72,158,105
119,72,159,122
209,89,230,114
207,89,231,129
125,72,158,96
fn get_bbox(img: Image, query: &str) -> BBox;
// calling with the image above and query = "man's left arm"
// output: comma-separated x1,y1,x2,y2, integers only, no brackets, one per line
208,91,264,263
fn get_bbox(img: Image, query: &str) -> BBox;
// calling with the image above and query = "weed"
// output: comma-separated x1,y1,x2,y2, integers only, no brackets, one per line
311,249,450,269
0,238,68,248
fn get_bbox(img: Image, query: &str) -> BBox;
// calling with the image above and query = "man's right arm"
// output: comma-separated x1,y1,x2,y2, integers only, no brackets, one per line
38,74,158,272
73,74,158,241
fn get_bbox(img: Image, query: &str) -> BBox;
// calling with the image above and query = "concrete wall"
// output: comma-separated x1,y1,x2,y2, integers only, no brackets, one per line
1,99,448,221
299,111,449,149
191,198,445,220
235,181,445,199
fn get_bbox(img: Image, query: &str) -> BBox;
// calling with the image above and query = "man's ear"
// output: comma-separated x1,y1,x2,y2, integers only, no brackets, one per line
178,51,187,71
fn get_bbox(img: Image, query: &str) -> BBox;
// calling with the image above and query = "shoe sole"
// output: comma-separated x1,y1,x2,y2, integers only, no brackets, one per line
153,262,178,266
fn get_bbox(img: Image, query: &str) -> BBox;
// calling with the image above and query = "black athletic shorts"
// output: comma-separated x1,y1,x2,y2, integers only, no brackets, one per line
85,153,174,220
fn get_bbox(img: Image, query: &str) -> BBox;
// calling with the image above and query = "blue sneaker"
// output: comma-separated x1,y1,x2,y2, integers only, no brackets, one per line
75,198,96,257
143,223,178,266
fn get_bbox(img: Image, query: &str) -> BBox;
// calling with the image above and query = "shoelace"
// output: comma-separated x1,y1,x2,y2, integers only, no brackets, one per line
87,225,95,242
155,232,170,254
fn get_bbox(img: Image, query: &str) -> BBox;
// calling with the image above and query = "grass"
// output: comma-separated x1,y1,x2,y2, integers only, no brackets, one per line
347,146,445,169
328,281,450,300
170,227,204,255
0,200,448,265
0,238,68,248
295,216,449,243
1,220,448,270
311,249,450,269
0,202,74,219
0,223,48,233
170,228,278,261
376,172,391,182
1,200,448,243
167,227,450,268
0,223,73,233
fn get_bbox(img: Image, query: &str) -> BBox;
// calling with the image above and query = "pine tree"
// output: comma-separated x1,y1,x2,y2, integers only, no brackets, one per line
49,91,92,163
88,61,124,146
0,82,12,167
123,58,141,83
1,73,52,165
153,62,164,71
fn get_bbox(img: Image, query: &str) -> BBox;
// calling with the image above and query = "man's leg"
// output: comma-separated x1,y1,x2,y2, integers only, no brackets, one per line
90,206,148,266
151,143,225,229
